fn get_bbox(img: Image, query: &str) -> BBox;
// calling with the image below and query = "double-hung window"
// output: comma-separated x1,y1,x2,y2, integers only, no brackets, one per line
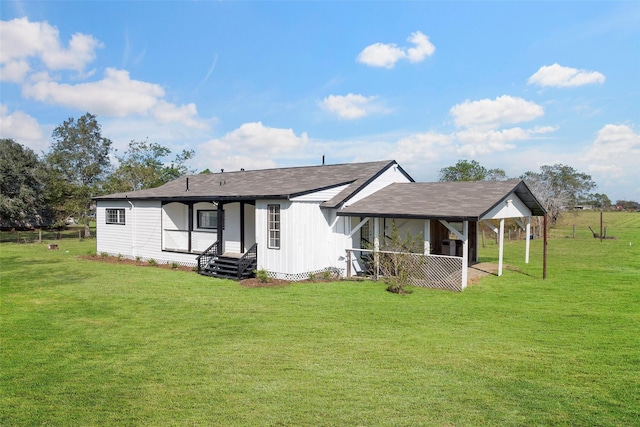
106,208,126,225
267,204,280,249
197,210,217,229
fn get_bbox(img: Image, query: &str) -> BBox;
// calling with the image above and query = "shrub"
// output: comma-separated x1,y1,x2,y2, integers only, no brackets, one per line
374,223,425,295
307,272,316,281
148,259,157,266
322,270,332,280
100,252,108,258
254,269,269,283
170,262,179,269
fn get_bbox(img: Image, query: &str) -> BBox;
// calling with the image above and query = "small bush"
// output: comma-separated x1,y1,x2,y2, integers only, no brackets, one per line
386,283,413,295
135,256,141,262
148,259,157,266
170,262,179,269
117,253,123,260
100,252,108,258
322,270,332,280
307,273,316,281
254,269,269,283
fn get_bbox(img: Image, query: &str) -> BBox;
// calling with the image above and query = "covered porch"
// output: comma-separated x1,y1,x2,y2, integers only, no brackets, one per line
160,199,258,279
338,180,546,291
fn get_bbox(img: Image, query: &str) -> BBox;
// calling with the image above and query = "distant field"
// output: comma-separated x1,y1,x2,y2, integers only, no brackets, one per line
1,212,639,426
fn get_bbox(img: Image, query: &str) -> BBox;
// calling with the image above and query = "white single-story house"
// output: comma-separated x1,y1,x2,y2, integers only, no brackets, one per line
94,160,545,290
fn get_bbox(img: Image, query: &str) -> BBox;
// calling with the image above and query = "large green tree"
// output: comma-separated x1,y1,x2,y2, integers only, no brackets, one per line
105,139,195,193
0,139,52,228
522,164,596,223
438,159,508,182
45,113,113,233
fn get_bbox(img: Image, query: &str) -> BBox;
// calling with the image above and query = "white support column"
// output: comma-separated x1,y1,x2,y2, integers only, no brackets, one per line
498,218,505,276
462,220,469,290
424,219,431,255
525,216,531,264
374,217,380,280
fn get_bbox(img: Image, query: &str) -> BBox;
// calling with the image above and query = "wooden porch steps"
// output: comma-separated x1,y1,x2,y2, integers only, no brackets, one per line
200,253,256,280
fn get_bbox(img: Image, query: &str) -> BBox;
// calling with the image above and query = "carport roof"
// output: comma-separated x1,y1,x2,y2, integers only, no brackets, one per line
337,180,546,220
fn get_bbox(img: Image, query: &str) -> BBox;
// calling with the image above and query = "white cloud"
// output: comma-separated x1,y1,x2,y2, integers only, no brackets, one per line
357,31,435,69
0,17,102,74
392,131,453,164
321,93,387,119
1,18,207,130
357,43,405,69
0,105,48,152
390,96,555,162
152,101,207,130
0,59,30,83
22,68,162,115
528,63,605,88
450,95,544,130
583,124,640,166
21,68,207,129
455,126,555,156
579,124,640,200
405,31,436,63
198,122,309,171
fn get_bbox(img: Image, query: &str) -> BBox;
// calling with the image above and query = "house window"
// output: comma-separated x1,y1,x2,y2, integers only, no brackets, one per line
106,208,125,225
267,204,280,249
197,210,217,229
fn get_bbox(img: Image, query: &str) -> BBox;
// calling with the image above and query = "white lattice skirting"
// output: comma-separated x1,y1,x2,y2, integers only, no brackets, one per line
267,267,344,281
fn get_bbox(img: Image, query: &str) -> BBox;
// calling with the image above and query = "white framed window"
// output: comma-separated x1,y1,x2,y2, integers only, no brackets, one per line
197,210,218,229
106,208,125,225
267,204,280,249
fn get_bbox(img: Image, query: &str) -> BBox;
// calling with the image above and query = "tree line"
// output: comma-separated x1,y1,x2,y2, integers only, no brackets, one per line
1,113,636,231
438,160,638,224
1,113,194,232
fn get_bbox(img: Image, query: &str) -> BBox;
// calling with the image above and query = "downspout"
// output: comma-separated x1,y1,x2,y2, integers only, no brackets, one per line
127,197,135,258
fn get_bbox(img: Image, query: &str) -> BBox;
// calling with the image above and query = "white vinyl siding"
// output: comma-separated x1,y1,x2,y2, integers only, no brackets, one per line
343,163,412,207
290,184,350,202
480,193,532,220
256,200,346,278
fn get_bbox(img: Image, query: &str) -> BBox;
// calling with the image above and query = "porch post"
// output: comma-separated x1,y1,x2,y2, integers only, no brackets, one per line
240,201,245,253
525,216,531,264
187,203,193,253
462,220,469,289
217,202,224,254
423,219,431,255
374,217,380,280
498,218,505,276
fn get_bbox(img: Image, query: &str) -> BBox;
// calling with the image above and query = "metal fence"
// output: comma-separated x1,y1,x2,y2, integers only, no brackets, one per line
346,248,464,291
0,228,97,244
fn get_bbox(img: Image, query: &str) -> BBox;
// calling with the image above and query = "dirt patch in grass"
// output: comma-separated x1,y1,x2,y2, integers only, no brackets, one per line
238,278,292,287
79,254,194,272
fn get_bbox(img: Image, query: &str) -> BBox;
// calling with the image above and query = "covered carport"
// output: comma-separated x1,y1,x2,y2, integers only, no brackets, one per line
338,180,546,290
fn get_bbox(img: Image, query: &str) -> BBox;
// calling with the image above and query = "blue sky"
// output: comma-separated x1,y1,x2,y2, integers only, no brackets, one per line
1,1,638,201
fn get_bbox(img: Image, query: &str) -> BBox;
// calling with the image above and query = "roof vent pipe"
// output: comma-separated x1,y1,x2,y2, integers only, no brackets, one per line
185,177,189,192
322,155,325,165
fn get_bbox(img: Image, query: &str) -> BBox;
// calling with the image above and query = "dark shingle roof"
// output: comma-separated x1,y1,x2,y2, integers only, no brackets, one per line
337,180,546,220
94,160,401,206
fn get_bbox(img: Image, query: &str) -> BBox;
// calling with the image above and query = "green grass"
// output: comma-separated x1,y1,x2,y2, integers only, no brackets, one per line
1,212,639,426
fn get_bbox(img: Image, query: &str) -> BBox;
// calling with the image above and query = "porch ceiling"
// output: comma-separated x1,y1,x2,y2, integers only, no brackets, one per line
337,180,546,221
